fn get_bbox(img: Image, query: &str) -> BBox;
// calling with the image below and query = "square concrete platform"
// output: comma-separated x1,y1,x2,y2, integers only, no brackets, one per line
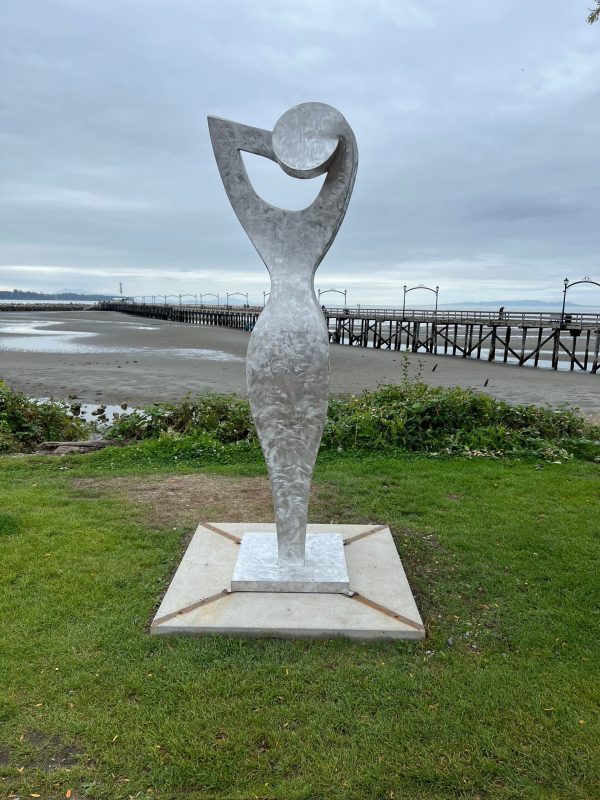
151,523,425,641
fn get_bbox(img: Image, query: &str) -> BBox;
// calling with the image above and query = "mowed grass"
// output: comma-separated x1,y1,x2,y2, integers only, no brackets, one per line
0,448,598,800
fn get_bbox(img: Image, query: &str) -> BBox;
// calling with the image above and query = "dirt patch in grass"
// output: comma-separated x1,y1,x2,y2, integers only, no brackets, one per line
72,473,341,529
20,730,83,772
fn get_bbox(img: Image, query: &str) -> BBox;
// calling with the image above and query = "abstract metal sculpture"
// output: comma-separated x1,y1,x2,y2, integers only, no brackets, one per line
208,103,358,584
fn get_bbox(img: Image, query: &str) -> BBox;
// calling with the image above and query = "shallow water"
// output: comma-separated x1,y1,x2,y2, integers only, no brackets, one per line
36,398,137,425
0,319,243,361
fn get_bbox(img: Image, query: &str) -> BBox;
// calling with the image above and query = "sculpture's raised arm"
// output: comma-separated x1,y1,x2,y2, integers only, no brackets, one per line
207,116,276,237
208,103,358,272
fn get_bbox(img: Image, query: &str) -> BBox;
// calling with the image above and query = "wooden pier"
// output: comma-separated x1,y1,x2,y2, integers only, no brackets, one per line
98,301,600,374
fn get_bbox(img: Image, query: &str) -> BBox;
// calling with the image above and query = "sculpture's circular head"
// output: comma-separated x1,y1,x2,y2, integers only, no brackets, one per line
272,102,346,180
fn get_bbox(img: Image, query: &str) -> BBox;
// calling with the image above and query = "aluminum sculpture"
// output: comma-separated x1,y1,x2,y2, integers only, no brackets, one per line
208,103,358,586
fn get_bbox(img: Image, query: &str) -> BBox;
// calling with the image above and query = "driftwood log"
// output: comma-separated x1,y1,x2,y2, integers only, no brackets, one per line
35,439,121,455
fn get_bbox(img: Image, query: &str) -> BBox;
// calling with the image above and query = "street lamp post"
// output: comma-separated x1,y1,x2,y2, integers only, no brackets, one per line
226,291,249,308
317,288,348,307
561,277,569,327
263,290,270,306
199,293,219,306
560,276,600,327
402,284,440,318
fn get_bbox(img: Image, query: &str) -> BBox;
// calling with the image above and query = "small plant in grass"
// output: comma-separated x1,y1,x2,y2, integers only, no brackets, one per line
0,382,90,453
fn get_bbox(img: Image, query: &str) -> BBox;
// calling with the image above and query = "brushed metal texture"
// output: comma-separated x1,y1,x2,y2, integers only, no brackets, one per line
231,532,350,593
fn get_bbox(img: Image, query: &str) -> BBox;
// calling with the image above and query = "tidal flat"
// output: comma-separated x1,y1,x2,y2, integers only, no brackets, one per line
1,310,598,414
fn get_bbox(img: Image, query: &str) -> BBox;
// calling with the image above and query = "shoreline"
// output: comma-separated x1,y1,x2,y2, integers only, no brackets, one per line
1,310,598,415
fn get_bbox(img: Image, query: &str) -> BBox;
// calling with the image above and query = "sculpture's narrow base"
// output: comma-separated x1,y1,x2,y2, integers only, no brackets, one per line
151,524,425,641
231,532,349,593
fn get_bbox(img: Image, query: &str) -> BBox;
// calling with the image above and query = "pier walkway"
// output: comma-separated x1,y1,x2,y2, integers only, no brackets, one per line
98,301,600,373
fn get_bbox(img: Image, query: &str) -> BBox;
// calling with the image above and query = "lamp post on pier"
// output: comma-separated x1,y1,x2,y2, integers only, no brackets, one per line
402,284,439,318
263,291,270,306
199,293,219,306
226,291,249,308
317,288,348,307
561,276,600,327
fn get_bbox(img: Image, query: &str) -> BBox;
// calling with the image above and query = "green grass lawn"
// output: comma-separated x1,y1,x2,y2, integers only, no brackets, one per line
0,447,598,800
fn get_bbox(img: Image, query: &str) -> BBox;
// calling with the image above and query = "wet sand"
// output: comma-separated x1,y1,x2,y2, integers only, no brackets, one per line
1,310,598,414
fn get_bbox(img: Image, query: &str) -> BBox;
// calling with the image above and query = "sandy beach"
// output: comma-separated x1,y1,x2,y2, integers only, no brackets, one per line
0,310,598,415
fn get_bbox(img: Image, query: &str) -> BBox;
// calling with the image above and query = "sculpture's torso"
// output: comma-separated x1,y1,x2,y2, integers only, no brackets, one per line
247,279,329,565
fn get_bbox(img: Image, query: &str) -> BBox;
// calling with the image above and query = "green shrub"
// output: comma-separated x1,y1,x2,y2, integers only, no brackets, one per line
108,394,255,443
323,383,598,459
0,383,90,453
105,384,600,462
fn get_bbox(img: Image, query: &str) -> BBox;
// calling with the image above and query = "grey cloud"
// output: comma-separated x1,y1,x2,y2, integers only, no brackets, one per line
1,0,599,304
471,196,584,223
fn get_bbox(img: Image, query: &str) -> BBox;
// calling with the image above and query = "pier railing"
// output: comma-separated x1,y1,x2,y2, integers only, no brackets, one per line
324,306,600,328
97,301,600,373
102,300,600,329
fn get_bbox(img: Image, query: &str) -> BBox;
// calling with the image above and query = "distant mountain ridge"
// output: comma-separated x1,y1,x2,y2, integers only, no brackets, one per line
0,289,114,301
440,300,594,309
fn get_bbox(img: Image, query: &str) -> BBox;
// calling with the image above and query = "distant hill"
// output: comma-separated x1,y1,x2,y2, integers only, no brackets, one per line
0,290,114,301
439,300,594,309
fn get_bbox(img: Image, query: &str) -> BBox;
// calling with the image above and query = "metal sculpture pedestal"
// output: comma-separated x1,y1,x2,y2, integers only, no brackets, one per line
231,532,349,593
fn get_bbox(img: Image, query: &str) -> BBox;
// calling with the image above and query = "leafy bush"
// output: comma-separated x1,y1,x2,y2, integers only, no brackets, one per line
324,384,599,459
106,384,600,462
108,394,255,443
3,377,596,461
0,382,90,453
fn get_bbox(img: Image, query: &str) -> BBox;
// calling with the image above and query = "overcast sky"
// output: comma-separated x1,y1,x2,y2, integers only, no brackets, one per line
1,0,599,306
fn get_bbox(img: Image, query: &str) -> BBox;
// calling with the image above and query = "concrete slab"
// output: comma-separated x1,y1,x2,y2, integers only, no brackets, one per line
151,523,425,641
231,532,349,593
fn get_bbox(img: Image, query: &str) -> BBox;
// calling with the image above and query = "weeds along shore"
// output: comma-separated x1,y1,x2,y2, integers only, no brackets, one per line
2,375,598,463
